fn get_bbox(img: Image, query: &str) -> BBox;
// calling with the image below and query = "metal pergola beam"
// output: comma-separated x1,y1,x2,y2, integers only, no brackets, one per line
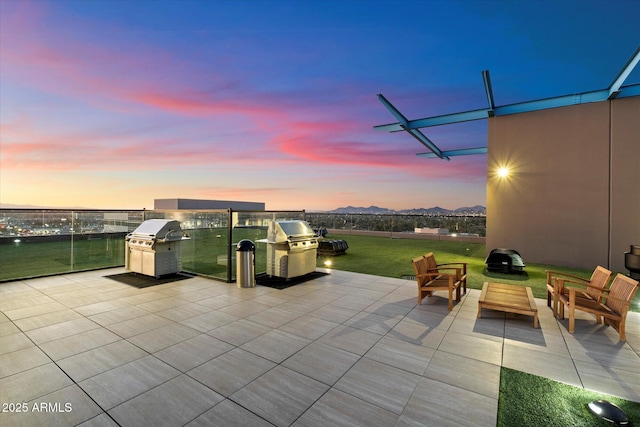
482,70,495,114
377,94,449,160
375,46,640,160
493,89,609,115
377,84,640,132
416,147,488,158
373,108,489,132
608,45,640,99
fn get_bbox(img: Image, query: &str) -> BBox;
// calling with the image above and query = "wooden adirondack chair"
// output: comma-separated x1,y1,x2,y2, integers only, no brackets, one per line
562,273,639,341
546,266,612,318
423,252,467,294
412,252,466,310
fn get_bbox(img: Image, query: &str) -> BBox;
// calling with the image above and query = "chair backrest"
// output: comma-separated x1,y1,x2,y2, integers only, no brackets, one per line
424,252,437,270
412,256,428,276
605,274,639,314
587,266,613,300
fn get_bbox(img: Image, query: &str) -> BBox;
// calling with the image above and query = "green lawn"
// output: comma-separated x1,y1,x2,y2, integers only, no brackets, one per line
499,368,640,426
0,236,126,281
2,231,638,312
319,233,640,312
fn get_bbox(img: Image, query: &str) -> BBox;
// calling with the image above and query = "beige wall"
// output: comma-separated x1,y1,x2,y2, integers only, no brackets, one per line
486,97,639,272
610,97,640,271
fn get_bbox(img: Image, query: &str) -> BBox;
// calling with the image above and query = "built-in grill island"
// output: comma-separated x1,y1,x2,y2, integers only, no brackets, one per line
125,219,189,278
267,220,318,279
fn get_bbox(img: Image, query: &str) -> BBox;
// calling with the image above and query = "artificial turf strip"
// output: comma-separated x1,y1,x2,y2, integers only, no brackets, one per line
498,367,640,426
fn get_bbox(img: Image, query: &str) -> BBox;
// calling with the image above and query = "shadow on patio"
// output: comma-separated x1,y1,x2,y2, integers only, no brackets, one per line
1,268,638,426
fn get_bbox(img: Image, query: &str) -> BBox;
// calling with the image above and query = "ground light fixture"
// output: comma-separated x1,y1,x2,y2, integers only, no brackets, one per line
587,400,629,425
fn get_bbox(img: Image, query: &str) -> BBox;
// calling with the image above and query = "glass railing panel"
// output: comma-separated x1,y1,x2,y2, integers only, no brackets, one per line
1,209,485,282
230,211,306,278
143,210,230,281
0,209,144,281
1,234,72,281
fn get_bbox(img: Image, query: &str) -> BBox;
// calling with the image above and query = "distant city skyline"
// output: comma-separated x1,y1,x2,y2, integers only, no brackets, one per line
0,202,486,214
1,0,638,211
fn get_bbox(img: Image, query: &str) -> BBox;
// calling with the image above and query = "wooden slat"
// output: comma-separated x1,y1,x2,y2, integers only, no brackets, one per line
478,282,538,327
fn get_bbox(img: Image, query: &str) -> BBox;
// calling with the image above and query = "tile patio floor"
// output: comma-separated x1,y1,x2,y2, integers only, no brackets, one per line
1,267,639,426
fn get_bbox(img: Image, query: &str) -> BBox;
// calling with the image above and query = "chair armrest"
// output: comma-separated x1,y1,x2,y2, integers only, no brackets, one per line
437,263,467,275
417,272,441,278
557,279,596,292
565,285,587,293
565,286,591,302
554,279,585,296
566,285,623,300
416,272,442,283
545,270,589,284
567,287,631,312
436,262,467,267
428,267,462,277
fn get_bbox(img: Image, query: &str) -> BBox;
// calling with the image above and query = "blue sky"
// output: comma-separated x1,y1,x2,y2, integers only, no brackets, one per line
1,0,638,210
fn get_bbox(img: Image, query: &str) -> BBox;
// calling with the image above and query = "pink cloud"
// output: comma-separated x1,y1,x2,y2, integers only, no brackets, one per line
0,2,487,186
269,120,486,179
128,91,284,120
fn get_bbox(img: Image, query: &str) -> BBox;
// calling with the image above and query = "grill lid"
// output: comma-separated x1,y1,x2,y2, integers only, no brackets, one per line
267,220,315,243
127,219,186,242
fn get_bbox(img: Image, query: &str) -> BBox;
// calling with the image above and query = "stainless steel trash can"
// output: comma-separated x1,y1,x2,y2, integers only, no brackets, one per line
236,240,255,288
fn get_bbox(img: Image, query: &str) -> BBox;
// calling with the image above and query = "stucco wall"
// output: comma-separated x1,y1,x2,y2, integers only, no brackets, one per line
610,97,640,272
486,97,639,271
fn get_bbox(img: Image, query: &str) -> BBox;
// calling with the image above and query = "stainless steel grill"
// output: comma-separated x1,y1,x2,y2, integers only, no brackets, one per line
125,219,189,278
266,220,318,279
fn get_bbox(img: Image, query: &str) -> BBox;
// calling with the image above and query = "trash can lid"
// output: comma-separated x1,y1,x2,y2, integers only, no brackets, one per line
236,239,255,251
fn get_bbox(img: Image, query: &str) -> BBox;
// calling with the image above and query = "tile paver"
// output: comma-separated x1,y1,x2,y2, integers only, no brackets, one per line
282,341,360,386
187,348,276,397
334,358,421,415
240,329,311,363
398,377,498,426
57,340,148,382
78,355,180,410
153,333,234,372
185,399,274,427
0,267,638,427
108,375,223,427
292,388,399,427
229,365,329,427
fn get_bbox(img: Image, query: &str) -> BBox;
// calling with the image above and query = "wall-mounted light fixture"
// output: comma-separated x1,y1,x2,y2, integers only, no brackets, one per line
497,167,510,178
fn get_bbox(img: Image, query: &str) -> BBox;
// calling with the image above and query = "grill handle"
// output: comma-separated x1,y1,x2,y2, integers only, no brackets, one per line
156,229,185,242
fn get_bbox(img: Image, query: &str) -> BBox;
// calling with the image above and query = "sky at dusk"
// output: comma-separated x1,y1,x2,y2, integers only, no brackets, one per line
1,0,639,211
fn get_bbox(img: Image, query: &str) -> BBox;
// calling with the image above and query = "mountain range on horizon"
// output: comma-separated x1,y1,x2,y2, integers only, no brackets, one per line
314,205,486,215
0,203,486,216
